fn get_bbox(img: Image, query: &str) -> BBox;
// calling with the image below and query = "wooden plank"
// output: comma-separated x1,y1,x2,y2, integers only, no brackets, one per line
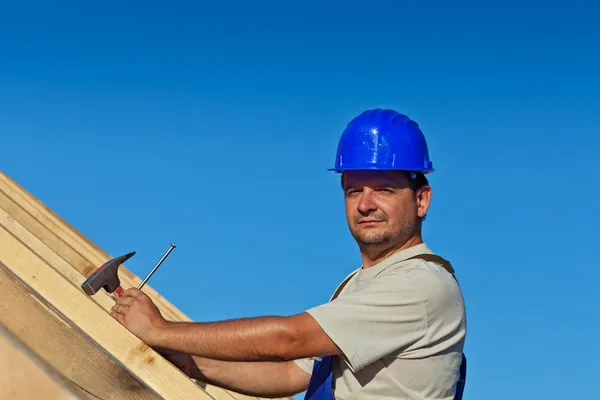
0,328,82,400
0,201,116,312
0,197,245,400
204,386,261,400
0,189,97,281
0,225,215,400
0,174,184,322
0,265,155,400
0,171,292,400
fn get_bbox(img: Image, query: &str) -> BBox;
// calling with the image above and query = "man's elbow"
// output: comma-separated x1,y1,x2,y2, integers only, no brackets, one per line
272,314,338,361
272,329,309,360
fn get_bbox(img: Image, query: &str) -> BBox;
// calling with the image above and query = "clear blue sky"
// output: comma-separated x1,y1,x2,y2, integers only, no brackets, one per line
2,1,599,399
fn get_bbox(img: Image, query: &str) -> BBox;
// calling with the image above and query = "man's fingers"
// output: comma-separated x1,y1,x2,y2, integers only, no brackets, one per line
111,309,125,324
111,304,128,315
123,288,145,298
115,297,136,306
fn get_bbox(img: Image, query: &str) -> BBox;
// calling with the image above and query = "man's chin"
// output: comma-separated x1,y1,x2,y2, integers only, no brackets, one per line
352,232,390,246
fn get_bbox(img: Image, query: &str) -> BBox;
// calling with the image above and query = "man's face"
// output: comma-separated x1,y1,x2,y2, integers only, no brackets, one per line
342,170,431,248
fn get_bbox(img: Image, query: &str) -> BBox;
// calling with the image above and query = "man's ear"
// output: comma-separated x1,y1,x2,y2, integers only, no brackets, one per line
416,185,432,218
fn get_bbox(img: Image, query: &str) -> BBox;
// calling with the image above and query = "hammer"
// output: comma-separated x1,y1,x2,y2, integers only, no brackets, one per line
81,244,176,299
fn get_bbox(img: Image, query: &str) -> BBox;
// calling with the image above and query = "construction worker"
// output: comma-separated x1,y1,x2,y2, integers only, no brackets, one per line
112,109,467,400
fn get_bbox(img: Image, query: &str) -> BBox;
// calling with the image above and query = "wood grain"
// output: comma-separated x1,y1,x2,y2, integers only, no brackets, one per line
0,203,116,312
0,171,291,400
0,175,184,322
0,225,214,400
0,328,83,400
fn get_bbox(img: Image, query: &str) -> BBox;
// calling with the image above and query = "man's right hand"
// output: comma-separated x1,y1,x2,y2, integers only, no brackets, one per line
152,346,310,398
153,346,200,378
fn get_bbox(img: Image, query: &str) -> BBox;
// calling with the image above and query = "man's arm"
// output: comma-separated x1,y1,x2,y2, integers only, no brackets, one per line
112,288,342,362
148,313,341,361
157,348,310,398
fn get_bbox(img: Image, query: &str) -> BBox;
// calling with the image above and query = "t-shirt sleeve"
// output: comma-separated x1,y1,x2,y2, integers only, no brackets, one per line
304,272,428,372
293,357,314,375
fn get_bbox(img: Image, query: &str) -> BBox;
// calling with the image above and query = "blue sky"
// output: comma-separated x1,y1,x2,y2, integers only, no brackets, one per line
2,1,599,399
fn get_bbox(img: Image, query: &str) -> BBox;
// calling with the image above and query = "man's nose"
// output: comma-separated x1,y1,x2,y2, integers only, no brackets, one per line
357,188,377,213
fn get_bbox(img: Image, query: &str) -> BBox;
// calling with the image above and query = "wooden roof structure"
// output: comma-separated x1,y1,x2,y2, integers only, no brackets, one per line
0,171,293,400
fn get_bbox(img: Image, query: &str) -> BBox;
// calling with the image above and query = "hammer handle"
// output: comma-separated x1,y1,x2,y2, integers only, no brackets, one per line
108,285,125,301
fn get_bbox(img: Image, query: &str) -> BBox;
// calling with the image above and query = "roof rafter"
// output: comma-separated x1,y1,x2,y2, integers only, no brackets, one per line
0,171,291,400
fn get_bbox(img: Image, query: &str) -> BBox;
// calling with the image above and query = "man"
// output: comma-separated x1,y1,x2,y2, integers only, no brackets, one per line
111,109,467,399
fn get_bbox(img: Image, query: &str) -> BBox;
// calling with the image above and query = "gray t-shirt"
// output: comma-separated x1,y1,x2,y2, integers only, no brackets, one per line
294,243,467,399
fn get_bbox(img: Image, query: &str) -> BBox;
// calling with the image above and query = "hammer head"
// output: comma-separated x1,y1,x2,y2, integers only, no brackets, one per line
81,251,136,296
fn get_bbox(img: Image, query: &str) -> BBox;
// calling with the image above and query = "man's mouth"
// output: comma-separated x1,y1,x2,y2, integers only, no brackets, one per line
358,219,382,224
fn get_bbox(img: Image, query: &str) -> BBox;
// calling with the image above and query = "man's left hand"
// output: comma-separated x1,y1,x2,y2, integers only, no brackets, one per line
111,288,168,344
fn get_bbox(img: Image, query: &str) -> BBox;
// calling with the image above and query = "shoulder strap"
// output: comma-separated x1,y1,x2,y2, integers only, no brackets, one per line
405,253,458,281
331,254,457,301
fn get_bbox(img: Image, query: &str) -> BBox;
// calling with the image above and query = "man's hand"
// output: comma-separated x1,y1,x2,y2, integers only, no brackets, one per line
153,347,200,378
152,347,311,398
112,289,341,363
111,288,168,344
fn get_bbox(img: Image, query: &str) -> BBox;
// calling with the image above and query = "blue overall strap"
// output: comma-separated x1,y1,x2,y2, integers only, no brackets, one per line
303,270,359,400
454,353,467,400
303,356,335,400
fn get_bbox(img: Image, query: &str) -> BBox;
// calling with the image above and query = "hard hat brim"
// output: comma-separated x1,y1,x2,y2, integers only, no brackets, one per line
327,166,435,173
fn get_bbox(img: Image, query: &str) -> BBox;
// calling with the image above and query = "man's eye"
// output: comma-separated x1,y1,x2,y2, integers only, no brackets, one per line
379,188,398,195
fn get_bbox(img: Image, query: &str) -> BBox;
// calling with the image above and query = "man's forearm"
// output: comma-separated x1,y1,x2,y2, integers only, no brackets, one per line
147,316,304,361
190,356,310,398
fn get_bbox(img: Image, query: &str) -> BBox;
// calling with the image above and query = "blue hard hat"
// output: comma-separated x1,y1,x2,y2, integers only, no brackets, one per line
328,109,434,173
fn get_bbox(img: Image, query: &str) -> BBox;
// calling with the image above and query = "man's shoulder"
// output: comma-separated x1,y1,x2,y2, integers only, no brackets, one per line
384,248,456,277
376,251,463,299
335,245,461,297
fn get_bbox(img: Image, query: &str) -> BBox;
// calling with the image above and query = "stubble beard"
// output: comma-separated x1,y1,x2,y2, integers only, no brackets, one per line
351,218,417,252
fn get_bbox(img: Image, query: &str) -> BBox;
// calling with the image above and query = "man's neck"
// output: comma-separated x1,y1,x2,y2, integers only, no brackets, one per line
360,235,423,269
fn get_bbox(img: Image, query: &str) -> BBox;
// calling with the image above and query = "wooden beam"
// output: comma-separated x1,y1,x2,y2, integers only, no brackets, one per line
0,201,116,312
0,225,215,400
0,328,82,400
0,171,292,400
204,386,261,400
0,193,245,400
0,173,185,322
0,264,158,399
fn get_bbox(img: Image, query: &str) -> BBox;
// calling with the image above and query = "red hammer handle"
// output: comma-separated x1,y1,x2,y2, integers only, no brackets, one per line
108,285,125,301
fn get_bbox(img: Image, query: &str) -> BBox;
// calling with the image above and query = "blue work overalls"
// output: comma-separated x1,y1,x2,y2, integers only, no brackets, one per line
303,254,467,400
